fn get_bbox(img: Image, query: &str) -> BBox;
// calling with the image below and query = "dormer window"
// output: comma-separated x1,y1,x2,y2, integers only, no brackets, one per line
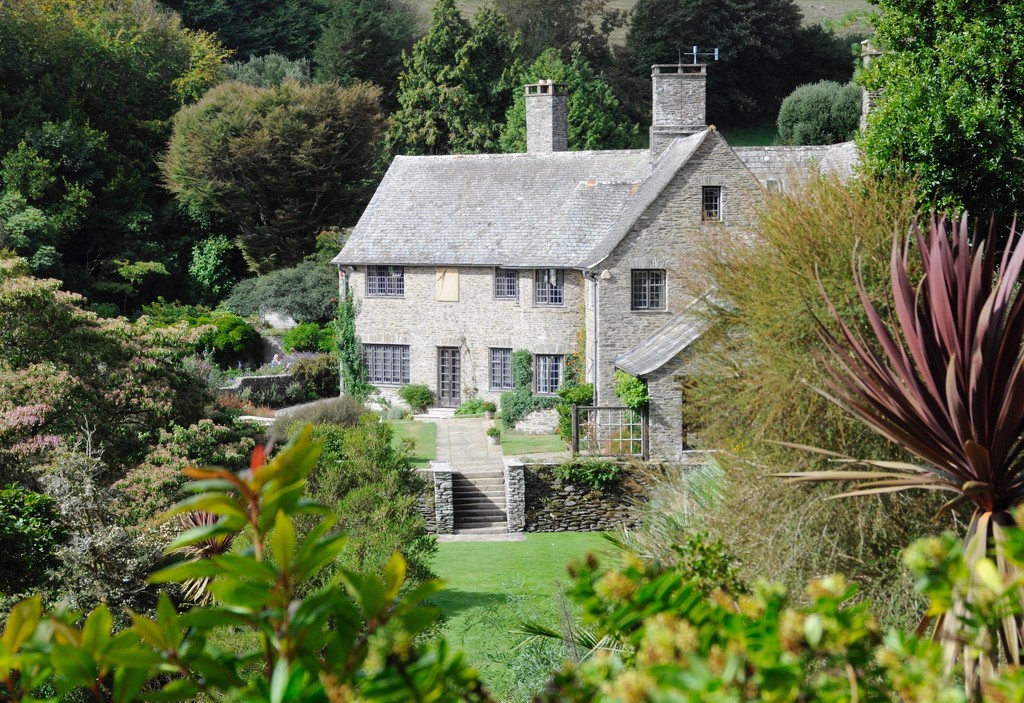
367,266,404,296
534,268,564,306
702,186,722,222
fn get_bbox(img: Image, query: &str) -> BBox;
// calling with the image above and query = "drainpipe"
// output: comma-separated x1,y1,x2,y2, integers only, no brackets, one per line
583,269,599,400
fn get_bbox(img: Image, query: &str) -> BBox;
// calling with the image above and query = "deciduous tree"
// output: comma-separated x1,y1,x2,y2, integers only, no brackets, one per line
500,49,640,151
163,80,385,272
860,0,1024,217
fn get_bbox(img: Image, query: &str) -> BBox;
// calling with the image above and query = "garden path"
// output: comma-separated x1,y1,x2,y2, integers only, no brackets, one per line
425,416,505,472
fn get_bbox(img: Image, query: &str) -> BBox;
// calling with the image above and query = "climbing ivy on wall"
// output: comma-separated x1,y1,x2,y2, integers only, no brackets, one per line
333,292,372,401
501,349,558,427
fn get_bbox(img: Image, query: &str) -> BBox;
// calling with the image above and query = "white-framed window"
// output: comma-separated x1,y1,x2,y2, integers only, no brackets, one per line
490,348,514,390
367,265,404,296
362,344,410,385
534,269,564,306
535,354,562,394
631,269,665,310
494,268,518,300
765,178,783,194
702,186,722,222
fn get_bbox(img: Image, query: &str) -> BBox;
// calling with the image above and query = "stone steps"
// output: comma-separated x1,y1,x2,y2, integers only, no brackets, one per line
453,523,510,535
452,468,508,529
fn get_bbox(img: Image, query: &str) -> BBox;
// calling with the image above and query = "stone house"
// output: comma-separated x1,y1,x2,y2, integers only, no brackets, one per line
333,64,857,462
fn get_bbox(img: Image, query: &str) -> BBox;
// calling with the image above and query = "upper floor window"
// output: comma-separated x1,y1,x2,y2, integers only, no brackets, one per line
367,265,404,296
362,344,410,385
631,269,665,310
490,348,514,390
495,267,518,300
702,186,721,222
535,354,562,394
534,268,564,306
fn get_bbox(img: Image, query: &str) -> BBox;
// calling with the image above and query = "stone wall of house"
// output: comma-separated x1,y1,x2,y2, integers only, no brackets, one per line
349,266,584,408
515,407,559,435
593,132,765,410
524,462,650,532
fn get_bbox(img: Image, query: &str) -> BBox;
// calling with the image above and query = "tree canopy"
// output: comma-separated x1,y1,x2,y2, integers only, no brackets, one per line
777,80,861,145
500,49,640,152
386,0,520,156
163,80,386,273
860,0,1024,218
313,0,418,103
493,0,625,70
0,0,228,304
625,0,855,126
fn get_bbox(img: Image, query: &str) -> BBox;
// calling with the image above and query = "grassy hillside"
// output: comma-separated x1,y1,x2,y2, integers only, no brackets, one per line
410,0,873,38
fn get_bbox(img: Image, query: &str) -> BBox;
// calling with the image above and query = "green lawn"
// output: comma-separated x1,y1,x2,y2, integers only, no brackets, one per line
432,533,611,700
389,420,437,467
496,419,567,456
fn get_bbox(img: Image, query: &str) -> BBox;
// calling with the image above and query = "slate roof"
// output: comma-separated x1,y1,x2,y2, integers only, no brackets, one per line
734,142,860,185
613,298,709,377
333,132,710,269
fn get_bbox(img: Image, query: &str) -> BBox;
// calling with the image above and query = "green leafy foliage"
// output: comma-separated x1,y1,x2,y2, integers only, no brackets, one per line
0,428,486,702
187,234,243,305
455,399,497,416
500,49,640,152
0,484,66,597
0,0,229,305
625,0,856,126
685,173,939,629
334,292,372,400
222,258,338,324
555,382,593,441
777,80,861,145
194,312,263,368
0,258,210,473
501,349,559,427
861,0,1024,217
494,0,625,69
612,370,648,410
163,80,386,272
386,0,520,156
223,53,312,87
313,0,417,104
399,384,435,413
282,322,334,353
553,459,621,490
161,0,331,61
288,353,341,399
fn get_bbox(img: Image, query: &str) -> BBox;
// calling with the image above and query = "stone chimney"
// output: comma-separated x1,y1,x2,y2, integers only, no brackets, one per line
525,80,569,153
649,64,707,159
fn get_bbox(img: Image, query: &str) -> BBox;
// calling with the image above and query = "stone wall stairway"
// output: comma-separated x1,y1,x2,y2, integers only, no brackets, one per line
452,469,507,533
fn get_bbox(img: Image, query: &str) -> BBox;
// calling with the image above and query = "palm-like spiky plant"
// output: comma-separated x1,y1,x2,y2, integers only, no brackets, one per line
780,214,1024,696
173,511,236,603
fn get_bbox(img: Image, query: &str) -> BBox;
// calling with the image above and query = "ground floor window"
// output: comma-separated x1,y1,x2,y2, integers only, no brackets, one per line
490,348,513,390
535,354,562,394
362,344,410,385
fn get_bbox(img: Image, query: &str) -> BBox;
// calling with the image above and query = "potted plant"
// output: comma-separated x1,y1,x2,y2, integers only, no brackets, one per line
485,425,501,445
482,401,497,419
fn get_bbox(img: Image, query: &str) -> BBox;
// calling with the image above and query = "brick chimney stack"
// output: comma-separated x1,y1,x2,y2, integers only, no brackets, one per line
525,80,569,153
650,64,707,159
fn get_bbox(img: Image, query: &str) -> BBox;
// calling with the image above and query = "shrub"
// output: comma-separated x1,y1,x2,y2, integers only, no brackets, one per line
221,258,338,324
553,459,622,490
0,484,66,597
289,353,340,398
454,398,496,416
486,426,501,438
556,382,593,441
272,396,368,435
613,371,648,409
776,80,861,145
500,388,558,427
195,311,263,368
398,384,433,413
282,322,334,353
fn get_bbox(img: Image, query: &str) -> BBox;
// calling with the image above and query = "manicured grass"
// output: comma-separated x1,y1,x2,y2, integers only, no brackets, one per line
389,420,437,467
496,419,567,456
432,533,611,698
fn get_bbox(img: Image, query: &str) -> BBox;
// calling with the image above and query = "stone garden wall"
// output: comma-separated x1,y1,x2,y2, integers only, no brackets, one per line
515,407,559,435
220,373,294,397
523,461,651,532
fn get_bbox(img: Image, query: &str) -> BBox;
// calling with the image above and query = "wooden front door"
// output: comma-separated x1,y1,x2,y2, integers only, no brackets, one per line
437,348,461,408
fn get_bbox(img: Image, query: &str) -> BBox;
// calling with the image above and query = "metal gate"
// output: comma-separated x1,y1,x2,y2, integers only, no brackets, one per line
570,405,648,460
